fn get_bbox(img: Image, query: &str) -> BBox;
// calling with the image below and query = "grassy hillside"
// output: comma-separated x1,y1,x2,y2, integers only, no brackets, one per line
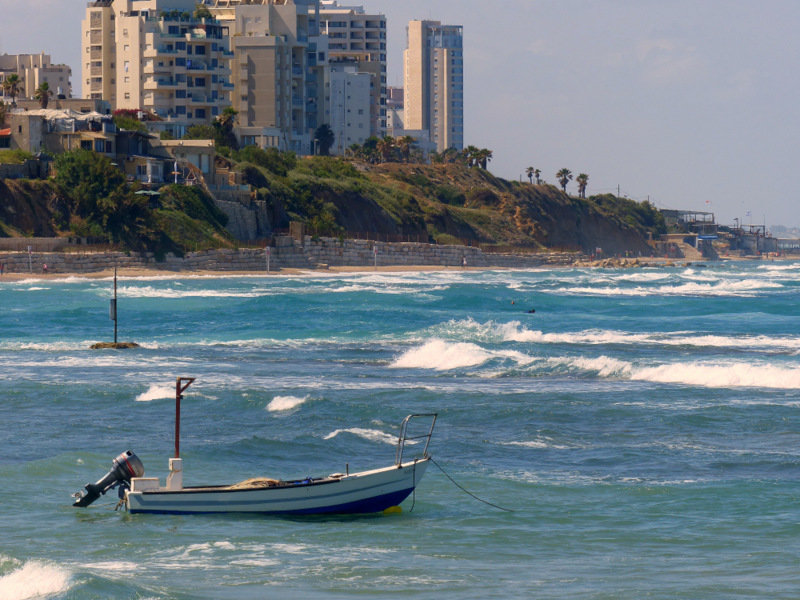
232,150,664,254
0,149,665,256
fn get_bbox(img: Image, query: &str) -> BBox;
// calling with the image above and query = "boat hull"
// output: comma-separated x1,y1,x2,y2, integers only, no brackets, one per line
126,459,429,515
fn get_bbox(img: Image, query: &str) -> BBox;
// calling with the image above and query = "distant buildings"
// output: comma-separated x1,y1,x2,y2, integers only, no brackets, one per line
72,2,465,157
403,20,463,153
0,53,73,101
82,0,233,137
318,1,386,139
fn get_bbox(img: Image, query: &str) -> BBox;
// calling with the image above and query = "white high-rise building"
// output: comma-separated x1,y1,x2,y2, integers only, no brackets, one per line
317,1,386,138
403,20,463,152
325,62,370,154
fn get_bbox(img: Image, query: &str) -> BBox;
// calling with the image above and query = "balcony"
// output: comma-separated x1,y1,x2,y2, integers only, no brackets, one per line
144,78,180,90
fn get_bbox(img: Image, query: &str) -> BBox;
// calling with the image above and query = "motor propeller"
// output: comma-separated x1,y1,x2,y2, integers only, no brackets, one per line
72,450,144,508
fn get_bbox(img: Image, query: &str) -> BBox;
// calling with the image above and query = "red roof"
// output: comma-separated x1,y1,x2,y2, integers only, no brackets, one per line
0,128,10,136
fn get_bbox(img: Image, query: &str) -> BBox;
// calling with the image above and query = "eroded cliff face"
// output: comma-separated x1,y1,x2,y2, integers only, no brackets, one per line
362,163,655,254
0,179,60,236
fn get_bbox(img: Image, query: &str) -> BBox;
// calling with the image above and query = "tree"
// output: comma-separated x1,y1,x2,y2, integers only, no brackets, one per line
314,124,335,156
193,4,212,19
214,106,238,150
476,148,493,170
556,168,573,193
525,166,535,184
576,173,589,198
534,168,541,184
2,74,22,107
396,135,416,162
376,135,395,163
0,100,6,126
34,82,53,109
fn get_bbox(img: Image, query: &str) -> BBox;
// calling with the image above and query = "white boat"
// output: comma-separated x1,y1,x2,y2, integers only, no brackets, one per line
72,378,437,515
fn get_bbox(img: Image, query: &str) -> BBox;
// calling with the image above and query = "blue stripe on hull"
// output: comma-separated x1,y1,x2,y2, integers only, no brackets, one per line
129,487,415,516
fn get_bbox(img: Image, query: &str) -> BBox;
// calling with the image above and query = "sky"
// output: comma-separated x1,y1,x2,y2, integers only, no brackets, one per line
2,0,800,228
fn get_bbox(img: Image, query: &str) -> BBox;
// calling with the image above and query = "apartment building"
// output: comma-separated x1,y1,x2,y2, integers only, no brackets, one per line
0,53,73,101
81,0,233,132
317,1,386,137
81,1,116,103
324,61,371,153
403,20,463,153
207,0,323,153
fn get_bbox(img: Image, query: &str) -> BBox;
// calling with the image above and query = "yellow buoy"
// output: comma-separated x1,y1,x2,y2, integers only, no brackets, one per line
383,505,402,515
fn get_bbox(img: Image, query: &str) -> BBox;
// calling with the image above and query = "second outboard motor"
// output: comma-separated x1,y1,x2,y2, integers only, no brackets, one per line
73,450,144,507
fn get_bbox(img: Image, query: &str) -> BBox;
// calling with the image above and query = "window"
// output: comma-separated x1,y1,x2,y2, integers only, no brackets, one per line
124,61,129,72
176,89,186,98
80,140,92,150
194,45,205,55
195,108,206,119
124,92,130,100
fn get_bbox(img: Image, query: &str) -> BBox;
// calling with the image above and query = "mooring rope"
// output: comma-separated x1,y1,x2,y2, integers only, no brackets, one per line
430,457,514,513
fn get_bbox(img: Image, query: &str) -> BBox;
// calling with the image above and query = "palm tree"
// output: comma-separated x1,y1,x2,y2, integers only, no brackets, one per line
376,135,395,163
525,166,535,184
534,168,541,184
464,145,480,167
0,101,6,126
576,173,589,198
2,74,22,107
477,148,493,170
396,135,415,162
34,82,53,109
556,168,573,193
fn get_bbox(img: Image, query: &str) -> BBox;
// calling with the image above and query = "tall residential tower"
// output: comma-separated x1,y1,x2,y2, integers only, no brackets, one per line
403,20,463,153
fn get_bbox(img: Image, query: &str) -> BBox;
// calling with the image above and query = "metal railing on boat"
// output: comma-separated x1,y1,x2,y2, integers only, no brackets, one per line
395,413,437,466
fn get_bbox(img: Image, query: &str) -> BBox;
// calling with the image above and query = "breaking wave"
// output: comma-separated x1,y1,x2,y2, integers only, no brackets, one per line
135,383,175,402
324,427,398,445
0,559,72,600
267,395,308,412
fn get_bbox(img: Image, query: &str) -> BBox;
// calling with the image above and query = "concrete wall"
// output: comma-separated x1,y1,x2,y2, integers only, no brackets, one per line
0,236,580,274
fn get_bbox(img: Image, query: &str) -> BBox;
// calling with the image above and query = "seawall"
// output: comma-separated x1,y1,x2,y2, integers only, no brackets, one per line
0,236,581,274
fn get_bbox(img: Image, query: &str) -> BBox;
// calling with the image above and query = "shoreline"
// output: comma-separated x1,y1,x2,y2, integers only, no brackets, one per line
0,254,792,282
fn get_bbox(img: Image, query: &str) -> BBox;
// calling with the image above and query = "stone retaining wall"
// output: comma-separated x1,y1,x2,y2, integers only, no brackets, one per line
0,236,582,275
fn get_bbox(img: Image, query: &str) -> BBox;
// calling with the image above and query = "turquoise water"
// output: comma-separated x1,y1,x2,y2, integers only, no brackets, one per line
1,262,800,599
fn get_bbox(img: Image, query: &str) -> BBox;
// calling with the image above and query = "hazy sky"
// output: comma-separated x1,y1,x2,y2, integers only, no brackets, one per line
3,0,800,227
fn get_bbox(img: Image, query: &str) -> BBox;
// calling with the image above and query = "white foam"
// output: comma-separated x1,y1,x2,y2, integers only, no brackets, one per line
324,427,398,445
550,354,800,389
267,395,308,412
392,339,492,370
0,561,72,600
631,361,800,389
135,384,175,402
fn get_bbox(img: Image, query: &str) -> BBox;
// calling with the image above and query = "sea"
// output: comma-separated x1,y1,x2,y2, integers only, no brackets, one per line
1,260,800,599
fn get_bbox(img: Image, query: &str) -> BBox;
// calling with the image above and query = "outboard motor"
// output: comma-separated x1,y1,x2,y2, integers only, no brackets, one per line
72,450,144,508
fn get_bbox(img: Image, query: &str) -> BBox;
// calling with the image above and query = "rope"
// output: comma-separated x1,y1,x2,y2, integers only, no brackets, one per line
430,457,514,513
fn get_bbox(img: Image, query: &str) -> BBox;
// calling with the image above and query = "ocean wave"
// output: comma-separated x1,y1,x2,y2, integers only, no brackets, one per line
420,319,800,352
135,384,176,402
267,395,308,412
390,338,535,371
550,355,800,389
323,427,398,445
548,278,782,297
0,559,72,600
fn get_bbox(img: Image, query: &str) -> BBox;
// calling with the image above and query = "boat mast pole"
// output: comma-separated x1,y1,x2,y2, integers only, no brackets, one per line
174,377,195,458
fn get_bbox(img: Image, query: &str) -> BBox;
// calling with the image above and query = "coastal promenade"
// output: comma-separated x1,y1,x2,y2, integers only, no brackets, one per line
0,236,584,276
